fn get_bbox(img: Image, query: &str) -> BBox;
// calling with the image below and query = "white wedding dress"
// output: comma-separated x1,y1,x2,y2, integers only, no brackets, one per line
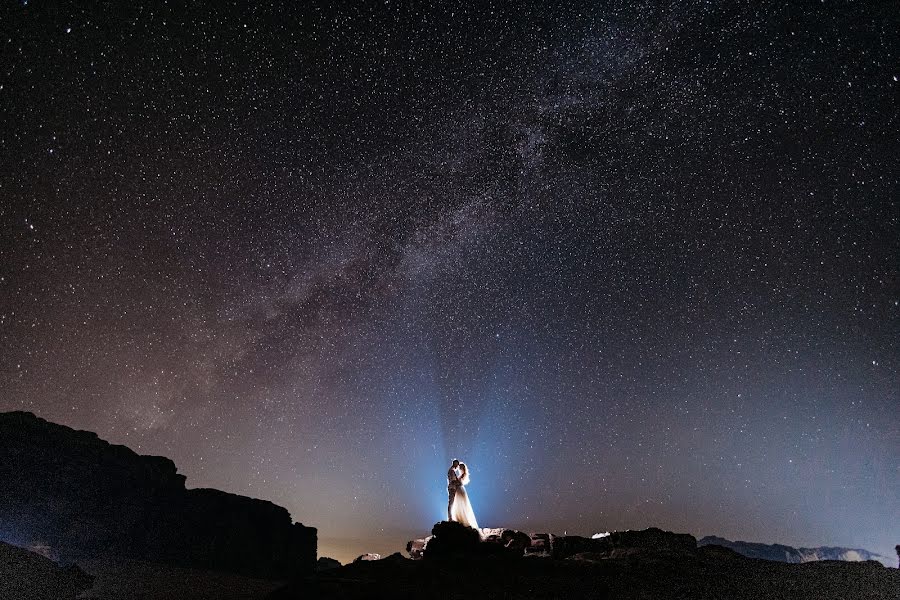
449,469,479,529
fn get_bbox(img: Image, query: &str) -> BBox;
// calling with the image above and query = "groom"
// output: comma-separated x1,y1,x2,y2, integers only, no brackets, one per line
447,459,461,520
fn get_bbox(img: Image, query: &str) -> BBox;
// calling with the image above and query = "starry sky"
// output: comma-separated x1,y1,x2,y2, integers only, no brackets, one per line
0,1,897,564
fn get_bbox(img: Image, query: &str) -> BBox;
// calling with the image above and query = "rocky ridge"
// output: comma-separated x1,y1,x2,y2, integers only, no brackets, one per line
698,535,894,567
0,411,316,579
408,521,701,561
270,521,899,599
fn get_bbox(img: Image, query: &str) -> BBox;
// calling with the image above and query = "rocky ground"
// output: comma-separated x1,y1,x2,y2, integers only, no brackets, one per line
0,542,282,600
0,542,93,600
76,559,283,600
272,551,898,600
4,523,897,599
268,522,900,600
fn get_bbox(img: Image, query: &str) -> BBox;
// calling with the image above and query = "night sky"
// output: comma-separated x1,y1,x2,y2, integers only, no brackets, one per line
1,2,897,564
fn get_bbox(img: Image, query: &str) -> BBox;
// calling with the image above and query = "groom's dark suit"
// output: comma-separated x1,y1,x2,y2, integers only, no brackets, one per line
447,466,461,519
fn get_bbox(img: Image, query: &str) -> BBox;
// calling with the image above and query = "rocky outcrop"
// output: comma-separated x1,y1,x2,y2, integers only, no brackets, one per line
379,552,411,565
552,527,698,560
0,541,94,600
274,536,899,600
316,557,341,571
698,536,893,567
406,536,431,559
410,523,697,562
485,528,532,555
353,553,382,562
423,521,484,559
0,411,316,579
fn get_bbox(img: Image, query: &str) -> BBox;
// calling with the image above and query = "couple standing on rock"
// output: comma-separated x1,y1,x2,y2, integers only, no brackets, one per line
447,459,479,530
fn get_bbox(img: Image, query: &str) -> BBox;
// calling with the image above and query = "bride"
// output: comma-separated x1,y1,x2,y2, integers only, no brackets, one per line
449,461,479,529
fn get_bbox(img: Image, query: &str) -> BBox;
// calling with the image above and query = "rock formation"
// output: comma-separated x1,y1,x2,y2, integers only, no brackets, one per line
353,553,382,562
410,523,698,562
415,526,890,568
0,411,316,579
316,557,342,571
406,536,430,560
271,524,899,600
423,521,485,559
698,536,894,567
0,541,94,600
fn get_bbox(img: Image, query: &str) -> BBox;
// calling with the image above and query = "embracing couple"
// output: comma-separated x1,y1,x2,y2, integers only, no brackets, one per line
447,458,479,529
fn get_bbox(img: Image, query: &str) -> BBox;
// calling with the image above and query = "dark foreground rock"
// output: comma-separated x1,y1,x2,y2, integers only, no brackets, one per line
269,543,900,600
270,523,899,599
411,522,698,562
551,527,697,560
0,411,316,579
424,521,490,559
352,553,382,562
0,541,94,600
317,557,342,571
75,557,284,600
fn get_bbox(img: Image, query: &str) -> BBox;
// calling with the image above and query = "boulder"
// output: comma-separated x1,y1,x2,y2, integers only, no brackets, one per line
423,521,483,559
485,529,532,554
420,522,528,560
406,535,431,560
526,533,555,557
353,553,382,562
410,525,698,562
316,557,342,571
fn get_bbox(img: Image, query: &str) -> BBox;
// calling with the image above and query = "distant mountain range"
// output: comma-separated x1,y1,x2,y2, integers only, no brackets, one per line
698,536,894,568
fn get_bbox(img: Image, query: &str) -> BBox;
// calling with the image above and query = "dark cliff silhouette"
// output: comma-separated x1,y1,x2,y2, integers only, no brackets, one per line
0,411,315,580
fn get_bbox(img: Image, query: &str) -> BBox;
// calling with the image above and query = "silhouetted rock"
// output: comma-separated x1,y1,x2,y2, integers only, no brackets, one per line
0,541,93,600
526,532,555,557
353,553,382,562
0,411,316,579
271,539,900,600
541,527,695,560
379,551,410,564
698,535,894,567
316,557,341,571
502,529,532,553
411,524,697,564
423,521,484,559
406,535,431,559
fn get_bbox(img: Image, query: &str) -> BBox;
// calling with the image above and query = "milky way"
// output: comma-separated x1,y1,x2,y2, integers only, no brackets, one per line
0,2,896,563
